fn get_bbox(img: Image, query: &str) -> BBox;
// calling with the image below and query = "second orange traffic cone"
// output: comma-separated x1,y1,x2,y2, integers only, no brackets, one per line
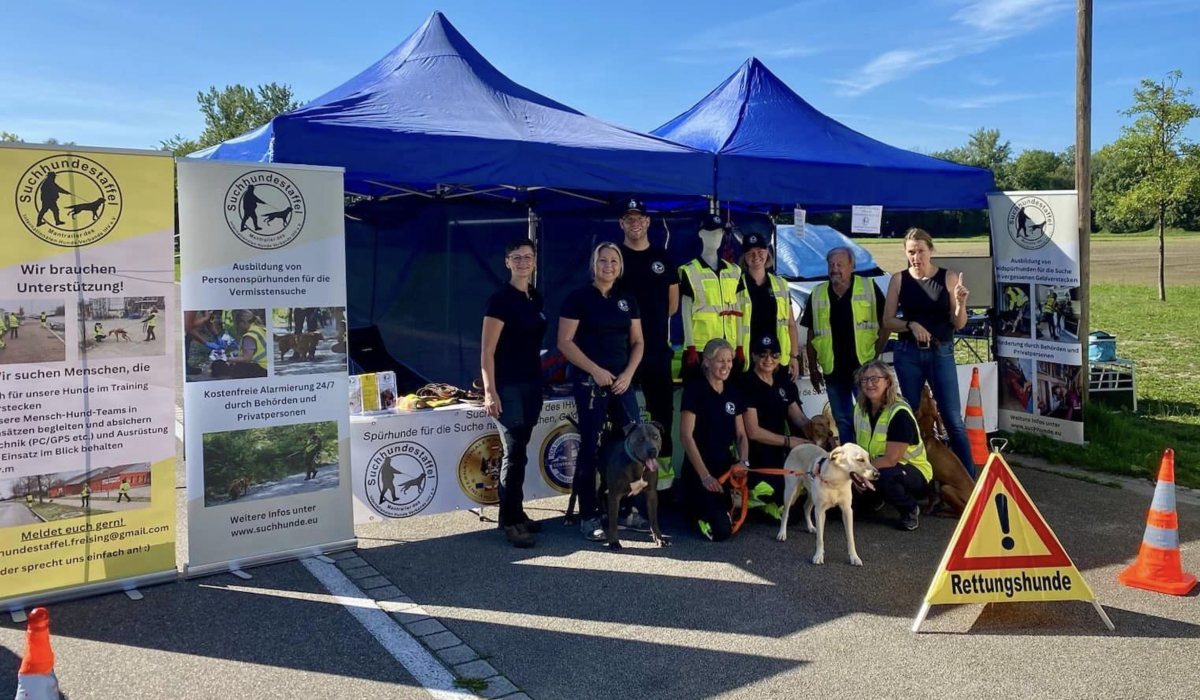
965,367,988,466
1118,449,1197,596
15,607,61,700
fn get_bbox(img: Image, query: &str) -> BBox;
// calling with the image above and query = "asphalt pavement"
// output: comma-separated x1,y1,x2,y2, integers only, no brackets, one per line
0,501,39,527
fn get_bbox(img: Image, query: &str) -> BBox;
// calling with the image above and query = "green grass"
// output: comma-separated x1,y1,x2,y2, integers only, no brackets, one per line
31,502,88,521
1090,227,1199,240
1008,283,1200,488
453,678,489,692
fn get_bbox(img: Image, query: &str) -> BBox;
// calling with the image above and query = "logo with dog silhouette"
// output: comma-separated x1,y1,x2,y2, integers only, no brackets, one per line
365,441,439,518
15,153,122,247
223,169,307,249
1006,196,1056,251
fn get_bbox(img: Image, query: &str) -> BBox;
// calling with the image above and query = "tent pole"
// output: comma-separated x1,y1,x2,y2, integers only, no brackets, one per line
528,208,539,288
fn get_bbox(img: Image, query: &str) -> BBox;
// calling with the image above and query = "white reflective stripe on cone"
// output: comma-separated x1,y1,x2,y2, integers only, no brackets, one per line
1142,524,1180,550
1150,480,1177,513
15,672,60,700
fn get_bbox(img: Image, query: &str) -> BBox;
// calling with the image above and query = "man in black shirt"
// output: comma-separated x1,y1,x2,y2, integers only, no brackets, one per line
617,199,680,491
801,247,887,445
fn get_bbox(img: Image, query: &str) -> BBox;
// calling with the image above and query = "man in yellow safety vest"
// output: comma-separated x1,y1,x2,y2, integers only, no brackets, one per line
802,247,886,445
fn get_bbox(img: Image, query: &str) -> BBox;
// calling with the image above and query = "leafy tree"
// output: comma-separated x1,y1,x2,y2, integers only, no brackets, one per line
1010,149,1074,191
197,83,299,149
1107,71,1200,301
159,134,201,157
201,420,338,502
1,131,18,142
933,127,1014,189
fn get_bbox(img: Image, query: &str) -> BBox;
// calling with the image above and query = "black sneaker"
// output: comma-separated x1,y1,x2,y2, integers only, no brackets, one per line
898,506,920,531
519,518,543,534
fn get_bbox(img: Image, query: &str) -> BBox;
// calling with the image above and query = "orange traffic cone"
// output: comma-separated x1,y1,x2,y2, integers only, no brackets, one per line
15,607,60,699
965,367,988,466
1118,449,1197,596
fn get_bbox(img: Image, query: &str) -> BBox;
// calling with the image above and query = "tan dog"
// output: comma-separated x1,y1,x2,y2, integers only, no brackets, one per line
229,477,251,500
275,331,323,362
916,386,975,517
777,443,879,566
802,405,838,451
108,328,131,341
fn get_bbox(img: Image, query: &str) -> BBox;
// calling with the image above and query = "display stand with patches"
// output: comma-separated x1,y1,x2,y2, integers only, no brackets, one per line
0,144,178,611
178,159,355,578
912,446,1113,632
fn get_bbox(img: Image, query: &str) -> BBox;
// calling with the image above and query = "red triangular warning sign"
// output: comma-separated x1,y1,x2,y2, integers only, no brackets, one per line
945,454,1072,571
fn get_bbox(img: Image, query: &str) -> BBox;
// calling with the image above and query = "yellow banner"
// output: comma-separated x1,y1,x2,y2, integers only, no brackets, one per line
923,452,1096,605
0,144,177,604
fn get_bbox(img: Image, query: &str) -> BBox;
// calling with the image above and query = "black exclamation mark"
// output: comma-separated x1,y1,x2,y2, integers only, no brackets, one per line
995,493,1015,550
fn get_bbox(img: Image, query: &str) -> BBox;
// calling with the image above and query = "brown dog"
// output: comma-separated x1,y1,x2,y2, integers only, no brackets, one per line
802,405,838,451
108,328,131,341
275,331,323,362
229,477,251,500
916,386,975,517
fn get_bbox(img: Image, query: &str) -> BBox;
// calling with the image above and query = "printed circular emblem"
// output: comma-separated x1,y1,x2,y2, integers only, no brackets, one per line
541,422,580,493
762,336,771,345
224,169,306,249
15,154,122,247
778,387,787,399
725,401,736,415
1006,196,1055,251
652,261,665,274
457,433,503,505
364,441,438,518
617,299,630,312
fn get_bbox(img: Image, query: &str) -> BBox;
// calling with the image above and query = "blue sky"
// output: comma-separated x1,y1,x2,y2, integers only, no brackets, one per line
2,0,1197,154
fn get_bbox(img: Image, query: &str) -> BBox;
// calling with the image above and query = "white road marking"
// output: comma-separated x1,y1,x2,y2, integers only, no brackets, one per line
300,558,473,699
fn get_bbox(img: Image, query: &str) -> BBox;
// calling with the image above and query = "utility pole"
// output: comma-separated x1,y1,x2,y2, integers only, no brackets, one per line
1076,0,1092,403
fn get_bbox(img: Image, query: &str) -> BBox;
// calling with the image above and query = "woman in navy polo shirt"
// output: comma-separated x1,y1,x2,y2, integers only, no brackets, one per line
680,338,749,541
481,239,547,548
558,242,644,542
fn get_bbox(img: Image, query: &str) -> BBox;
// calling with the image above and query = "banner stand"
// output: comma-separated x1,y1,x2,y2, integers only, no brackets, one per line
183,538,357,580
2,570,178,615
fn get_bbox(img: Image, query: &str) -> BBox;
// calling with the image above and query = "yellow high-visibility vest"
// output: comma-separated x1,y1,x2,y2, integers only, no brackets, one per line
679,259,743,355
243,324,269,370
810,276,879,375
853,400,932,482
741,272,793,368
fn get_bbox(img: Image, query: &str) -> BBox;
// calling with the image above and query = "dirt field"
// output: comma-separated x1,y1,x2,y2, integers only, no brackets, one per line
859,236,1200,286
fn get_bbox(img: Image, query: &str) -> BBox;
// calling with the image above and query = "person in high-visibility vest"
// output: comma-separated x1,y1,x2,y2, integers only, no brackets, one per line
7,311,18,339
738,231,800,378
851,359,932,532
679,215,743,381
227,310,268,378
81,484,91,509
802,247,887,446
143,307,158,341
1040,291,1059,340
1004,285,1028,333
39,311,47,329
94,321,105,343
0,313,7,349
116,478,132,503
25,493,33,508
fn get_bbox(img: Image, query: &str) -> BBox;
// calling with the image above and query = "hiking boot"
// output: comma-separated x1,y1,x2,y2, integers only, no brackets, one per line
898,506,920,531
519,518,543,534
503,525,535,548
580,518,605,542
618,511,651,532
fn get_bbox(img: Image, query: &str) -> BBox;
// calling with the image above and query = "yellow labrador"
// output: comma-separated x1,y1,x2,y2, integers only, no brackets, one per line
777,443,878,566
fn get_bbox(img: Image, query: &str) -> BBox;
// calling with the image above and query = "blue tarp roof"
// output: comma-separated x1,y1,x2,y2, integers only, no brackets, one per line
774,224,878,279
191,12,714,198
652,58,994,210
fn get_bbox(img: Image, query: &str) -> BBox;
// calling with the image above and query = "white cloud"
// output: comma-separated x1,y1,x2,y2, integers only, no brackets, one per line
834,0,1072,97
920,91,1062,110
666,1,828,64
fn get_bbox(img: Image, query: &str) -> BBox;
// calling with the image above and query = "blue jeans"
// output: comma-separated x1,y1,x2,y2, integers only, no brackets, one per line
824,374,858,447
893,341,976,477
572,379,641,520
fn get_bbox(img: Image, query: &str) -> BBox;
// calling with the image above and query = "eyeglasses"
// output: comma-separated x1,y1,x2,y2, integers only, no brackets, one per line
508,254,535,263
859,375,888,386
757,352,781,360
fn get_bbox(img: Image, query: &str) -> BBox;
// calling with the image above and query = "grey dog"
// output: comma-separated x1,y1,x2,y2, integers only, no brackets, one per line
596,422,669,551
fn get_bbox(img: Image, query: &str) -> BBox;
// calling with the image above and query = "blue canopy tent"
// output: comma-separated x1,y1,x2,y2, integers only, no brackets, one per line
190,12,717,387
652,58,994,211
191,12,714,201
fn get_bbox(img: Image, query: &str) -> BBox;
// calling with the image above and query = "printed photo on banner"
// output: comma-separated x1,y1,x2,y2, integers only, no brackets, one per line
78,296,165,358
1,463,151,527
0,299,66,366
457,433,502,505
1037,362,1084,422
540,420,579,494
184,308,269,382
1034,285,1080,342
999,357,1035,414
270,306,348,376
201,420,338,507
996,283,1032,339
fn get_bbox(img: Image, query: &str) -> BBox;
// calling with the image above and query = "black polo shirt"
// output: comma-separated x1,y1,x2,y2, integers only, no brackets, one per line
745,274,779,349
740,371,801,464
864,405,920,446
484,284,547,386
680,378,743,478
800,278,886,382
619,243,678,358
560,284,640,375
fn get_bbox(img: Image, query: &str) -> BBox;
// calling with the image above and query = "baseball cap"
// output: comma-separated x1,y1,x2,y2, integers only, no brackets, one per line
743,231,770,251
620,198,648,216
699,214,727,232
752,334,781,355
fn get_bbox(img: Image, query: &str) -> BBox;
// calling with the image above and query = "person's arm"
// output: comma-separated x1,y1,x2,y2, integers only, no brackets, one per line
885,272,931,342
668,283,680,317
949,270,969,330
786,292,802,380
733,414,749,465
557,318,613,386
681,410,721,493
787,402,812,435
480,316,504,417
805,324,824,391
873,284,889,356
871,441,909,470
614,319,644,395
230,336,255,364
